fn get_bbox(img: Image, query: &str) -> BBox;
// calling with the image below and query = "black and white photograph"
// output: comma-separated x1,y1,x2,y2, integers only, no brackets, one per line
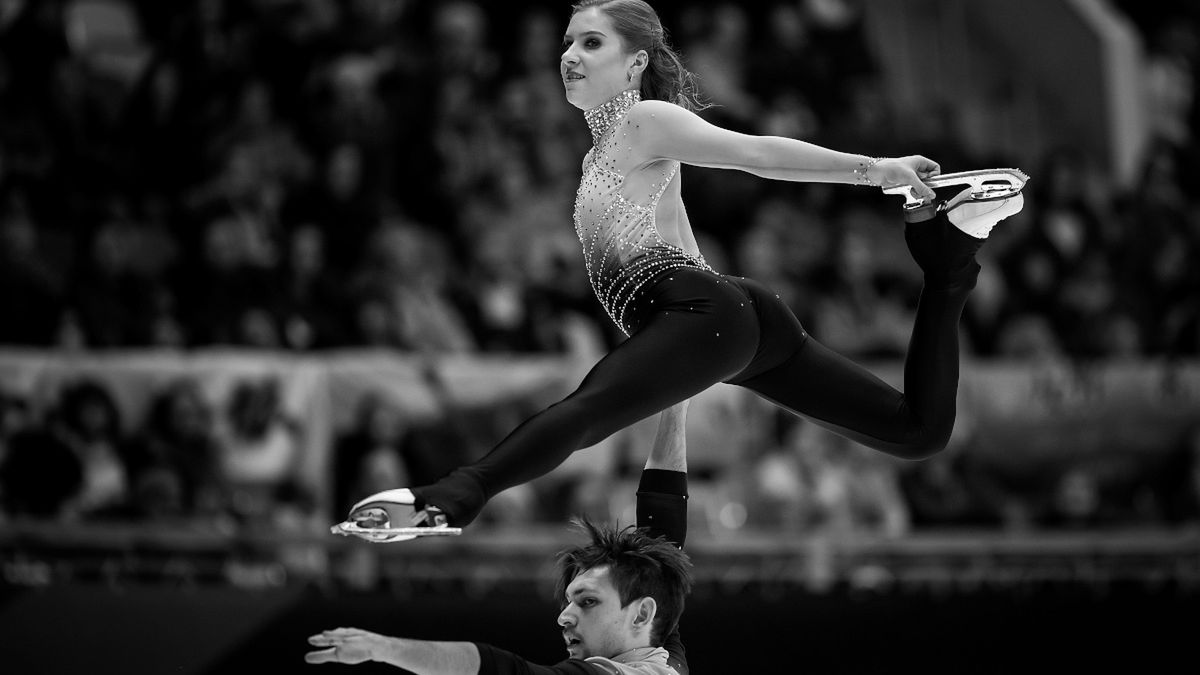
0,1,1197,673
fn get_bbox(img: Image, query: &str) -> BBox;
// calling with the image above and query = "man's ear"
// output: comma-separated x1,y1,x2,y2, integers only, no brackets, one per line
632,596,657,631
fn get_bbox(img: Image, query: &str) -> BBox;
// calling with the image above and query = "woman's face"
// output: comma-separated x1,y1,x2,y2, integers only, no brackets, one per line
561,8,640,110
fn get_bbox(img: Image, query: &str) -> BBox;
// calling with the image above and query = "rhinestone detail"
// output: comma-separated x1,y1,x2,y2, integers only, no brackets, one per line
575,90,714,335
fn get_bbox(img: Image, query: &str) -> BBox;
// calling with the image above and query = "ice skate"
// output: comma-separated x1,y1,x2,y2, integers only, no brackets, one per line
883,168,1029,210
331,488,461,543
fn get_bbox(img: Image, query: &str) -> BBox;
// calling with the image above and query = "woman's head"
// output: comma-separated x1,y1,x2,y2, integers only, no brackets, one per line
562,0,704,111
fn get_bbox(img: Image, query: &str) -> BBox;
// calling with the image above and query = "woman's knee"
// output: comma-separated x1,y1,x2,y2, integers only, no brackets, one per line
893,428,952,461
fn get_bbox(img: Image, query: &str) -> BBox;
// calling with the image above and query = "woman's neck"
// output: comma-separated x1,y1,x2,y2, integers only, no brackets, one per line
584,88,641,146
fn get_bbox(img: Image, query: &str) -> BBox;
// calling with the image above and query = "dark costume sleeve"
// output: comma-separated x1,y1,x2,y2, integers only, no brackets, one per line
475,644,602,675
636,468,689,675
636,469,688,547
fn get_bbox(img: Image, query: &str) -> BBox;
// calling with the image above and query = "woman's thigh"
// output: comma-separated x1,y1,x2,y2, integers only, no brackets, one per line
570,269,761,435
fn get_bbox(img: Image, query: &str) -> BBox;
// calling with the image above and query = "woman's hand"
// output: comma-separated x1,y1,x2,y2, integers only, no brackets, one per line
869,156,941,201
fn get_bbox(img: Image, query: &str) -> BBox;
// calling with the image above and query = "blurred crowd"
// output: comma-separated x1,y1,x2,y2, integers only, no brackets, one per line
1,0,1199,541
2,365,1198,540
1,0,1198,357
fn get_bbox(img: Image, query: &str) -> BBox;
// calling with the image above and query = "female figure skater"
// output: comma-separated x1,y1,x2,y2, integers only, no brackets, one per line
342,0,1026,536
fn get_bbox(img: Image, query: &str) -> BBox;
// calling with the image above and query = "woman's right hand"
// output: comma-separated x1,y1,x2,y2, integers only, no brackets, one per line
869,156,940,201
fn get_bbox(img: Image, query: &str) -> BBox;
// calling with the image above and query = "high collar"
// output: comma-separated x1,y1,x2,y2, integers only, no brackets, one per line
608,646,668,666
584,89,641,147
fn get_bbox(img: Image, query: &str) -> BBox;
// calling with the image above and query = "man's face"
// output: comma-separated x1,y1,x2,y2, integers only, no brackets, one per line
557,565,645,659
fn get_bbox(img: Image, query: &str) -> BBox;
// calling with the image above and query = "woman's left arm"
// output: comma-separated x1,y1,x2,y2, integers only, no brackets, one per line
631,100,938,200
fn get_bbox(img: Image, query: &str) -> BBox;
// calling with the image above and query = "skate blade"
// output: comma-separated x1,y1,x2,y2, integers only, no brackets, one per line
331,520,463,543
883,168,1029,210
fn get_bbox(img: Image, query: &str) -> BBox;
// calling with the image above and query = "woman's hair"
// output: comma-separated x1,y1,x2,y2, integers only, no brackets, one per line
571,0,708,111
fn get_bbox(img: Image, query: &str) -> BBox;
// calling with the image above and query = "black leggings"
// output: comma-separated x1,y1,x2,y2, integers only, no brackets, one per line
415,209,982,525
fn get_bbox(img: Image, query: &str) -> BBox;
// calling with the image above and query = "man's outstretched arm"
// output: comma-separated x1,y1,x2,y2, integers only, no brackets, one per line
637,401,689,547
306,628,599,674
645,401,688,474
636,401,690,675
306,628,479,673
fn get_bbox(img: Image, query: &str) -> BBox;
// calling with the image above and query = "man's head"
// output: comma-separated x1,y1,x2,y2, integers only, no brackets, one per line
554,519,692,659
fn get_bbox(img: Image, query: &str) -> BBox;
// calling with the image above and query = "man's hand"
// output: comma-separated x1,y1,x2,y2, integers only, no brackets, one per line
305,627,482,673
306,628,383,665
869,155,941,201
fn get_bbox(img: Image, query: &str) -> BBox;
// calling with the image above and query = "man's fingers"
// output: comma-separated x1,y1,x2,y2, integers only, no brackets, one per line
308,634,335,646
305,648,338,664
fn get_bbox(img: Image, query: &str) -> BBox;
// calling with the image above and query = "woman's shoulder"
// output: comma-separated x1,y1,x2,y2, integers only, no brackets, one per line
623,99,690,149
628,98,687,122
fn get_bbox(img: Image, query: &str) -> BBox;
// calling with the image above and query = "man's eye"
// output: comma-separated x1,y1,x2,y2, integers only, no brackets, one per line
581,598,596,607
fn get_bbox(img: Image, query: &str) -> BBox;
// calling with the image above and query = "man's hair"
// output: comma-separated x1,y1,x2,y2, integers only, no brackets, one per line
554,518,693,646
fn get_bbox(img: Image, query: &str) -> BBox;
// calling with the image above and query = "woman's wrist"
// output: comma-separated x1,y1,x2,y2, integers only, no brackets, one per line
853,155,881,186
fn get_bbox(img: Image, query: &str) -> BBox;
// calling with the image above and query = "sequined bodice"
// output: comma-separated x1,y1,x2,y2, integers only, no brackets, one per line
574,90,713,334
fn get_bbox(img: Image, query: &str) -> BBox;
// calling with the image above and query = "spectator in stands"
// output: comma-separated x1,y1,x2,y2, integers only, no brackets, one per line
0,192,63,346
177,210,279,346
66,200,166,347
0,378,130,519
216,376,303,522
348,220,476,352
124,378,227,520
333,392,418,520
206,77,313,197
275,222,351,350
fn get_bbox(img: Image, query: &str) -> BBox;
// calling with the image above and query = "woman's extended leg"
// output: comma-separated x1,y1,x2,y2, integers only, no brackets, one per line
408,269,760,525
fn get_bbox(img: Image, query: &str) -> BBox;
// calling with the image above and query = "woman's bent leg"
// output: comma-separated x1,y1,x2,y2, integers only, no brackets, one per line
734,210,980,459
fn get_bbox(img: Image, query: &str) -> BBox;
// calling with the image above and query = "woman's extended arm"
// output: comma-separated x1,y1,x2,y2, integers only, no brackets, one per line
631,99,939,200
